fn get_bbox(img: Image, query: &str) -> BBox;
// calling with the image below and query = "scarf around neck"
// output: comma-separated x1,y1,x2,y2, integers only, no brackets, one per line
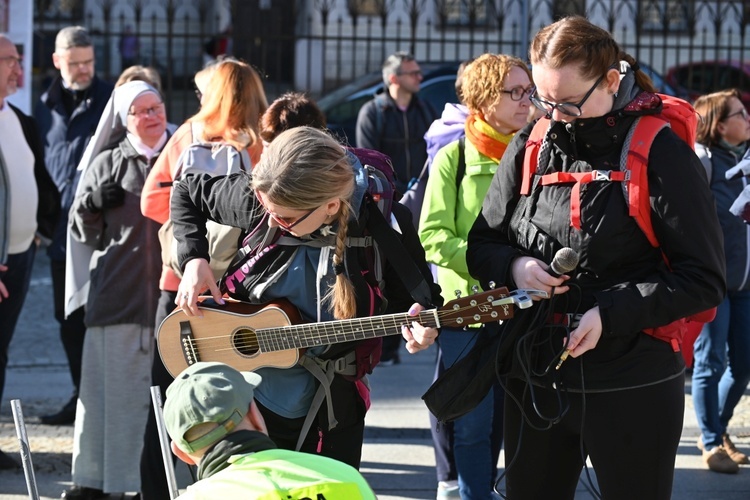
464,114,514,162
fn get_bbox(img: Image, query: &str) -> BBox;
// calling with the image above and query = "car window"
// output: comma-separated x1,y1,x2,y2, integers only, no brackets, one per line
326,94,374,125
676,64,708,93
418,76,458,113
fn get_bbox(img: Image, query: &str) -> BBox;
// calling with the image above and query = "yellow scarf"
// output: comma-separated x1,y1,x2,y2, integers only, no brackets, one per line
464,114,514,162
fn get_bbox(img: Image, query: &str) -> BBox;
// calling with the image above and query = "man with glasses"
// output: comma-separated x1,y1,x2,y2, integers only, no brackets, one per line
34,26,113,426
355,51,437,365
0,33,60,469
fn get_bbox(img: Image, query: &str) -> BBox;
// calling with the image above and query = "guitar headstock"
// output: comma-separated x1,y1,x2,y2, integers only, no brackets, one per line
439,287,514,327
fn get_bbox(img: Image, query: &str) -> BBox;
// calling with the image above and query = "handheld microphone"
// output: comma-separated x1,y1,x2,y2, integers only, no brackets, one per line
549,247,579,370
547,247,579,278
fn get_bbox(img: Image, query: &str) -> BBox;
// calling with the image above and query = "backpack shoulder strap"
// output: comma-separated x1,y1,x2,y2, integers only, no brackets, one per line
622,115,669,249
365,199,434,306
374,93,389,140
456,136,466,190
521,118,551,196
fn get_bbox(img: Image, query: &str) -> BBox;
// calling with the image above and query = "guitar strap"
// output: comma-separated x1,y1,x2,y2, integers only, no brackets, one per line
364,200,434,306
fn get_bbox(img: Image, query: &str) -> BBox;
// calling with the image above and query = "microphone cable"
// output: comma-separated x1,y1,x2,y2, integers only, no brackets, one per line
492,282,603,499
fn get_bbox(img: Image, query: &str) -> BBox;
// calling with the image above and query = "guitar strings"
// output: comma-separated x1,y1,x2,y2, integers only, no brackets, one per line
175,301,502,354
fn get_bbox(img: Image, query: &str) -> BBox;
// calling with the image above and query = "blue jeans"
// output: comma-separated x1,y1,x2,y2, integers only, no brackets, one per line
692,290,750,448
437,327,494,500
0,243,36,402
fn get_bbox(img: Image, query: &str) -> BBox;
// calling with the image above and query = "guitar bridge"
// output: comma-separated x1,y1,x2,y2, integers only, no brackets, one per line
179,321,200,366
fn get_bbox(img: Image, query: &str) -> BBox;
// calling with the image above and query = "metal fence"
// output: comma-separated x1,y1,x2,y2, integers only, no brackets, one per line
32,0,750,124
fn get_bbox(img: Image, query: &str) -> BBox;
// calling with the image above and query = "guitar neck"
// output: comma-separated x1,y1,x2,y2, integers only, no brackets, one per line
255,310,440,352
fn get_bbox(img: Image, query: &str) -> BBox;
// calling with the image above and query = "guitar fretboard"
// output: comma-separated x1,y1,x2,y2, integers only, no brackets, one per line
255,310,440,352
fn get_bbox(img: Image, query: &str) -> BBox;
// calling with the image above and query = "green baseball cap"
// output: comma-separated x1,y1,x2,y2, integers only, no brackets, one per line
164,362,262,453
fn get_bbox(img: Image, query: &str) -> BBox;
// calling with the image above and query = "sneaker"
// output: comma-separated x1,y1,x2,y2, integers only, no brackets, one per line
437,480,460,499
723,433,750,465
703,446,740,474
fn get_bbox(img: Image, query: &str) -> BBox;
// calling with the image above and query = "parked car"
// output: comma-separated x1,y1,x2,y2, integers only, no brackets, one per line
318,62,460,145
318,61,678,144
665,60,750,109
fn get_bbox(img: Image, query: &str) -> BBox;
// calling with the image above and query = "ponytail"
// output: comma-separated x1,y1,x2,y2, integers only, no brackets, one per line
619,52,657,93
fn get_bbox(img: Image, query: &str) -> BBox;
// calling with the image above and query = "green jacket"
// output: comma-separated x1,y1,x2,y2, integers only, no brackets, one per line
418,138,498,308
179,449,377,499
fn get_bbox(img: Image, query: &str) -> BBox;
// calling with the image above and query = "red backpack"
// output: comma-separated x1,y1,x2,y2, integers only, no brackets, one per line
522,93,715,351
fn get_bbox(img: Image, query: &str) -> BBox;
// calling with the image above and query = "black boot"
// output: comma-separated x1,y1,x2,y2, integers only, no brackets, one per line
40,395,77,425
60,485,106,499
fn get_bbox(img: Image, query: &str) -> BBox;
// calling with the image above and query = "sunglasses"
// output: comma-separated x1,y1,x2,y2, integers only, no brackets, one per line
255,191,318,231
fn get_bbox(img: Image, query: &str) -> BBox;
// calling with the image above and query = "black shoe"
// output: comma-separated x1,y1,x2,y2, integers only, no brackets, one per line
0,449,20,470
41,395,77,425
60,485,106,500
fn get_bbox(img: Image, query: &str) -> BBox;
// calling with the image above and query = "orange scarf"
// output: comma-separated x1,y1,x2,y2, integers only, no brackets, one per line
464,114,513,162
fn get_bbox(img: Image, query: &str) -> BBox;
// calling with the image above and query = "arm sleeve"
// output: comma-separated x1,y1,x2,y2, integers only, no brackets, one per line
355,101,380,150
466,128,530,290
141,123,191,223
170,171,259,268
418,141,470,276
68,151,110,247
594,130,726,335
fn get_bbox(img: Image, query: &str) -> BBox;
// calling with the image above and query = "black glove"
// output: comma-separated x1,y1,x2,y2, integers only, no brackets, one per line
89,182,126,211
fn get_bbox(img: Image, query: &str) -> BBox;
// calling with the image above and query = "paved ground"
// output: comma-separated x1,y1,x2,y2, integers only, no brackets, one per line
2,251,750,499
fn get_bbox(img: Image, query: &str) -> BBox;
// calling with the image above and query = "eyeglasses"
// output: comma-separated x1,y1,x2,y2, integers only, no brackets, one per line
501,86,534,102
62,58,94,69
128,103,165,118
725,108,749,121
255,191,319,231
398,69,423,78
530,66,616,117
0,55,21,69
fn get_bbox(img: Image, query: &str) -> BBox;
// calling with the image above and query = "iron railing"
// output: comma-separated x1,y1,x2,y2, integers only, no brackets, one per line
31,0,750,124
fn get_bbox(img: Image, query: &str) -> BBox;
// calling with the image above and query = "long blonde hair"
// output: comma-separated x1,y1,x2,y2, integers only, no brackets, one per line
251,127,358,319
189,59,268,151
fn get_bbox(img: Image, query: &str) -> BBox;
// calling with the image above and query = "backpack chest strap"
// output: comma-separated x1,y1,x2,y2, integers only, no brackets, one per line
540,170,628,229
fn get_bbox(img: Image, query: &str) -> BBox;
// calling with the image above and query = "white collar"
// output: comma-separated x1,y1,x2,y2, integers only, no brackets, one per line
127,131,168,160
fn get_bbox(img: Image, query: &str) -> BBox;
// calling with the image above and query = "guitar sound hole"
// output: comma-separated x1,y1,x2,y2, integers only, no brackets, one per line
233,328,260,356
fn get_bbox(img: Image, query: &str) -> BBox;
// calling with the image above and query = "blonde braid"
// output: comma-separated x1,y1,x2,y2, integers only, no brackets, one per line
329,203,357,319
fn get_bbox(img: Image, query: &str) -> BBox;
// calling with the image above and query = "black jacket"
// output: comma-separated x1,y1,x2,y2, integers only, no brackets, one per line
467,92,726,391
170,171,443,322
34,75,113,260
696,143,750,292
356,92,437,193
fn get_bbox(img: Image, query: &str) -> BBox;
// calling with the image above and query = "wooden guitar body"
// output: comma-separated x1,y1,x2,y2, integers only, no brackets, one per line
157,298,303,377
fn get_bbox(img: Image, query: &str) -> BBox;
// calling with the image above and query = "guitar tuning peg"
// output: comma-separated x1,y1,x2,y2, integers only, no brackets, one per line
471,285,480,294
454,290,462,298
488,281,496,289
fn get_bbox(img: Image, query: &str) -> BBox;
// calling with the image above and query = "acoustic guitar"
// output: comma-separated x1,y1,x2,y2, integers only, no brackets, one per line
156,287,530,377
